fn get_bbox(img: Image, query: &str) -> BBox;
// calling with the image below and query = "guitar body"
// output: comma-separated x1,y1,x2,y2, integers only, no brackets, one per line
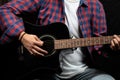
0,22,70,79
24,22,70,56
19,22,70,72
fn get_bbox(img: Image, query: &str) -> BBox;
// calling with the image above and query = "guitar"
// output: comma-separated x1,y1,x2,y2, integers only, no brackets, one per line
17,22,119,74
1,22,118,79
23,22,118,57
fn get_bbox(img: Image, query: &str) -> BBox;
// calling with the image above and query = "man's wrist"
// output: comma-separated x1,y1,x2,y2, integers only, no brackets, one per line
19,31,26,41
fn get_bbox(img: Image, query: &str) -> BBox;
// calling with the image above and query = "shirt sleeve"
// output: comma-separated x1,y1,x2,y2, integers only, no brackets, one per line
0,0,41,44
92,1,107,37
92,1,108,57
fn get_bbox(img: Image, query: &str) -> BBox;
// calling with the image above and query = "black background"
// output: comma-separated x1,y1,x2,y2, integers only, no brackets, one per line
100,0,120,35
98,0,120,79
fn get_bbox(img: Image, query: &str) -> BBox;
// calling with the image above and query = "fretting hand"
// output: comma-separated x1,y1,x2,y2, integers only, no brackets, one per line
110,35,120,50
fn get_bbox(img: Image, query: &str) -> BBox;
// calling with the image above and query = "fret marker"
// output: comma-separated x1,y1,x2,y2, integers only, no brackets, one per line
87,40,90,44
96,40,99,43
105,39,108,42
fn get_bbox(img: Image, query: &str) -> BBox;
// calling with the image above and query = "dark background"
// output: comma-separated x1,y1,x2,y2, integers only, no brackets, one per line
97,0,120,80
100,0,120,35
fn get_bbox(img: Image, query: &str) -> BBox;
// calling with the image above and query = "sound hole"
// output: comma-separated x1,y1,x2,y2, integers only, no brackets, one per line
40,35,56,57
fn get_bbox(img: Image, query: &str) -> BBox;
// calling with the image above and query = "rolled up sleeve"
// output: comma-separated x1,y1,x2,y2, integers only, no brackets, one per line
0,0,41,44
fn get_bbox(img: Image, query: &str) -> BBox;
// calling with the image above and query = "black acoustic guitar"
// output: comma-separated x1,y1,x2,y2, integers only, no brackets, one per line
1,22,119,79
18,21,118,72
23,22,117,57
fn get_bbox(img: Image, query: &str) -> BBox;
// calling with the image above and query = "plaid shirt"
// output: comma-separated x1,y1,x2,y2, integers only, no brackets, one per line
0,0,107,55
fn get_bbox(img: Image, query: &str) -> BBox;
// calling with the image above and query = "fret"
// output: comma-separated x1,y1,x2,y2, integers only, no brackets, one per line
67,39,71,48
88,38,92,46
62,40,66,48
81,38,84,47
63,40,67,48
71,39,74,48
55,40,60,49
86,38,88,46
77,39,81,45
84,38,87,46
100,37,103,44
100,36,112,44
54,35,119,49
89,38,92,46
74,39,77,48
86,38,90,46
94,37,100,45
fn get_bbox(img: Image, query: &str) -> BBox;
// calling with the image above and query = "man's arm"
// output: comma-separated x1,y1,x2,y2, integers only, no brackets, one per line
92,0,120,56
0,0,41,44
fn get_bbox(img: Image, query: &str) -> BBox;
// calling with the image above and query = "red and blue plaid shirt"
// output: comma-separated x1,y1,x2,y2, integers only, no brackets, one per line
0,0,107,54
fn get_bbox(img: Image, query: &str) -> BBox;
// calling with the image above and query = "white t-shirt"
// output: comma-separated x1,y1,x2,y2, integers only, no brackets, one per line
57,0,88,79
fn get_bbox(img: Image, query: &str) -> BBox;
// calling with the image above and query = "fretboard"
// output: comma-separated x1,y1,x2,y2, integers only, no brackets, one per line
54,35,120,49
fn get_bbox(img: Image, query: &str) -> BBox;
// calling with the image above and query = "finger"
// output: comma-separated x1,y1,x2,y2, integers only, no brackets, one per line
111,39,119,50
33,45,48,54
113,38,119,47
29,50,34,55
32,35,44,46
113,35,120,45
34,40,44,47
110,40,115,50
34,35,41,41
31,48,44,56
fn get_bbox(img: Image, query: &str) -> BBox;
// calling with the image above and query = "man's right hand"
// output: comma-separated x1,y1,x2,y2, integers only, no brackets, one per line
19,32,48,56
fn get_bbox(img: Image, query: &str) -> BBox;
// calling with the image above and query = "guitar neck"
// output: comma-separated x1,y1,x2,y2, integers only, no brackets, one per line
54,35,120,49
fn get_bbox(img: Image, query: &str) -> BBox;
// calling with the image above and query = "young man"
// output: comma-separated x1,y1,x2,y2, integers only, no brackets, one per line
0,0,120,80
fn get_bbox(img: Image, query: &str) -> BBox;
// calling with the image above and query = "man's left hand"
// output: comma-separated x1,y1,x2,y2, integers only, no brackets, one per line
110,35,120,50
